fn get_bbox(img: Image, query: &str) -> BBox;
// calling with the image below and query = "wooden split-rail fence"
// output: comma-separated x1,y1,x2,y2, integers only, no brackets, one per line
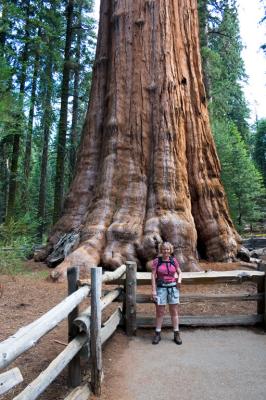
0,263,265,399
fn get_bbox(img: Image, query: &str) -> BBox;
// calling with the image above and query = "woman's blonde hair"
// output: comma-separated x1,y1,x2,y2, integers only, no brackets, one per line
158,241,174,254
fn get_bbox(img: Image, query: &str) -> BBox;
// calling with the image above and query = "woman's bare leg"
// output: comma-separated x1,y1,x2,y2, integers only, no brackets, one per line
152,305,165,344
169,304,182,344
169,304,179,331
155,305,166,331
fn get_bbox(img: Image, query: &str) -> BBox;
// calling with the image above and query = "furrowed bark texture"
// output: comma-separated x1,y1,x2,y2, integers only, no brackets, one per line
43,0,240,279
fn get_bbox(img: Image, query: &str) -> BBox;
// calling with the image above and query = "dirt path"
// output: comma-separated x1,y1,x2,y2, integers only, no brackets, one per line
99,328,266,400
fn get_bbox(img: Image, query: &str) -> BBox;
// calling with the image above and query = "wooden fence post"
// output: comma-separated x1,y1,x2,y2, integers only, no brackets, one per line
67,267,81,388
90,267,102,396
257,263,266,323
125,261,137,336
260,263,266,331
264,270,266,331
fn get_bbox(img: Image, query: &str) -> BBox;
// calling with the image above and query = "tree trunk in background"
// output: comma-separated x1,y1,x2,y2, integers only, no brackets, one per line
6,0,30,220
23,30,40,204
0,140,8,223
0,1,9,222
40,0,240,279
68,5,82,185
37,55,53,241
53,0,74,223
198,0,211,101
0,0,8,50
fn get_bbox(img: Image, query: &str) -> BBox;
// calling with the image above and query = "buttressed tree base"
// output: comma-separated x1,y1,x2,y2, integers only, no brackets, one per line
37,0,240,280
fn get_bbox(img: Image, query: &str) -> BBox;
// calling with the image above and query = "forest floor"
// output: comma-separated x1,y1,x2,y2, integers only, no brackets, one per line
1,260,266,399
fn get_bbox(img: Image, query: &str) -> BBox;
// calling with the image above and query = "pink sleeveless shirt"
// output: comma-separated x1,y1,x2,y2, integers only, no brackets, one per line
152,257,179,283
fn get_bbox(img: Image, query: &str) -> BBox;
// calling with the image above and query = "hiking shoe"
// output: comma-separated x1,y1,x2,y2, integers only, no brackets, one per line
174,331,182,345
152,332,161,345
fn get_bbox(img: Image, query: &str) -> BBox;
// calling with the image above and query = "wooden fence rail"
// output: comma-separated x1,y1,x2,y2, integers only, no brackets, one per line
0,264,265,399
106,268,266,330
0,367,23,396
13,335,88,400
0,263,128,399
136,269,266,330
0,284,90,369
128,270,264,285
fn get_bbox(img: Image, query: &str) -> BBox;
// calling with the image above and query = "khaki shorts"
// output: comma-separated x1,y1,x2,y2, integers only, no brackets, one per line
156,286,180,305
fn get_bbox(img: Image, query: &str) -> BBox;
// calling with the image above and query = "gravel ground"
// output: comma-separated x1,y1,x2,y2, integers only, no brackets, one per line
98,327,266,400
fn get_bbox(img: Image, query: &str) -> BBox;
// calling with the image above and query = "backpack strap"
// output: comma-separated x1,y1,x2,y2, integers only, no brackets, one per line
156,256,163,274
169,256,178,271
157,256,176,276
169,255,174,266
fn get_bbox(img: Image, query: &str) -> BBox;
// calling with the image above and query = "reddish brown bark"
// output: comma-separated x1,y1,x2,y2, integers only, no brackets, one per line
40,0,240,280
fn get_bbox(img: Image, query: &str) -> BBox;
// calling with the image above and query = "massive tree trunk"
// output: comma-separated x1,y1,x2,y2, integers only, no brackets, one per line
39,0,240,279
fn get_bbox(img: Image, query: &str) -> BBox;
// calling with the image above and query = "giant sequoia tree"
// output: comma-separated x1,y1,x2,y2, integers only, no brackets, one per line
38,0,240,279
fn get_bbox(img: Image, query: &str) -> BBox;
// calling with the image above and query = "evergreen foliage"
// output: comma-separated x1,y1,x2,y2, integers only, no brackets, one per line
254,118,266,185
213,120,265,230
198,0,250,140
198,0,266,232
0,0,96,239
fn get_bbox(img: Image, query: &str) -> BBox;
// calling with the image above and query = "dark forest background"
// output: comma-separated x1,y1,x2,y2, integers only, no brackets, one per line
0,0,265,270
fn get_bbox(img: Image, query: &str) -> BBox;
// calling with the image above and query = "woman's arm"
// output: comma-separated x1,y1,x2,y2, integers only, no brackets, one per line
176,266,182,289
174,258,182,289
151,269,157,296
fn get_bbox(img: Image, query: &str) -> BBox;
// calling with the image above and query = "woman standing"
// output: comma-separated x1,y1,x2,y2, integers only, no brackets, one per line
151,242,182,345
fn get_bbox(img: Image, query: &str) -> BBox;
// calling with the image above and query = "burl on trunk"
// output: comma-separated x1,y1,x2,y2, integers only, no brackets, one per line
38,0,240,280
